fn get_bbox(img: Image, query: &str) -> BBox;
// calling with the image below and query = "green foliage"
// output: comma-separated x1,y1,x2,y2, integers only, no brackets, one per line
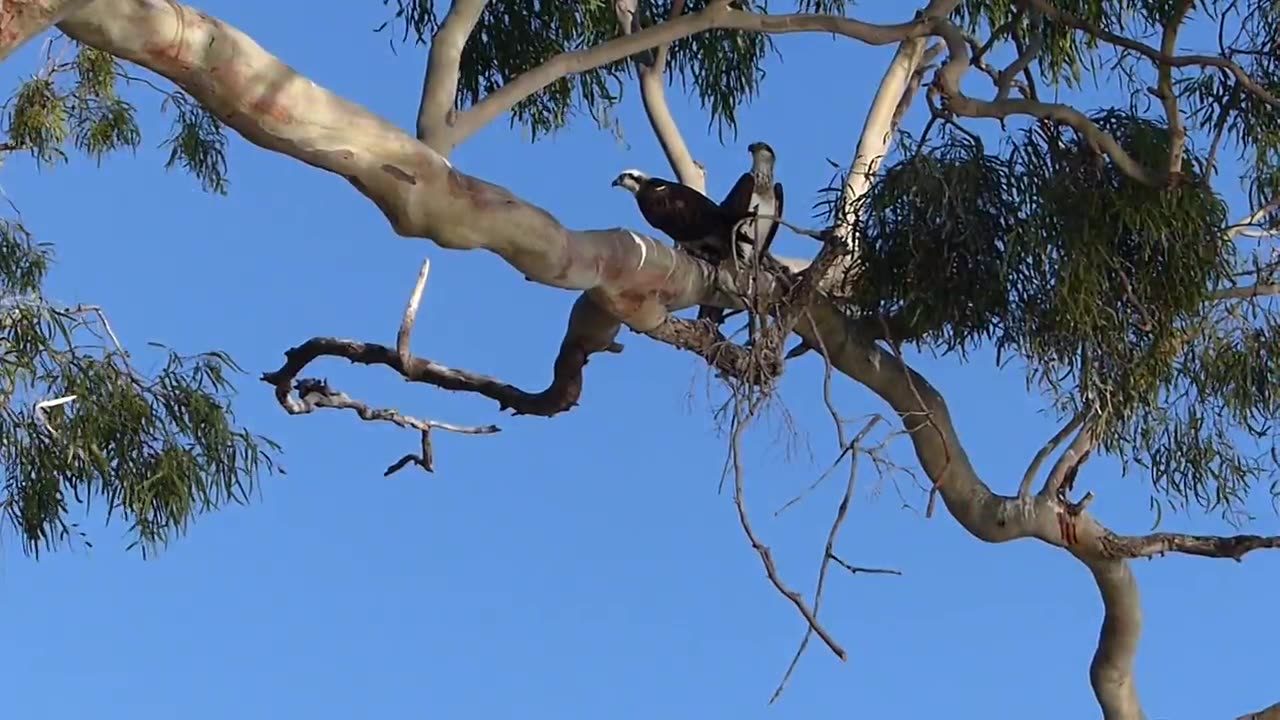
817,110,1265,513
0,220,281,557
0,41,262,557
2,41,229,193
158,93,230,194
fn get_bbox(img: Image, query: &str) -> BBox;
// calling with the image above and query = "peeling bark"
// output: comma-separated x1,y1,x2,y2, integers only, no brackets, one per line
0,1,1265,717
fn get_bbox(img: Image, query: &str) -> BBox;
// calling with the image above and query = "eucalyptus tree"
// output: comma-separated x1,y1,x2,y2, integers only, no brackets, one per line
2,0,1279,717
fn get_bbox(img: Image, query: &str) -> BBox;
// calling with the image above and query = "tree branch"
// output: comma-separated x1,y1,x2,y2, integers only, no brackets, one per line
1017,0,1280,110
791,300,1279,719
1017,412,1083,497
441,7,940,151
1039,418,1094,498
417,0,489,152
48,4,1279,719
635,0,706,192
262,294,627,418
0,0,96,62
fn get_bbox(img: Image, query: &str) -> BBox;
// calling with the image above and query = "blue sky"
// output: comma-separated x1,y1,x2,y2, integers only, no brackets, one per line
2,2,1278,718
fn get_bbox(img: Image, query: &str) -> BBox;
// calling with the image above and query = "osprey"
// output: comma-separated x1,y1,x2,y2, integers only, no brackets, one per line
720,141,785,262
611,169,737,265
612,169,739,322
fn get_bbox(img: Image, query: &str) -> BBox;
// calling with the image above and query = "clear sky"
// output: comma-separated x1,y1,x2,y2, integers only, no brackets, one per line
2,2,1277,718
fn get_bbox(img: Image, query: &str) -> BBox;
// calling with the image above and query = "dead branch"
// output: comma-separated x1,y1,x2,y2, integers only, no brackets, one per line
1103,531,1280,561
261,333,612,418
771,417,886,704
828,554,902,577
397,258,432,372
729,395,846,663
277,377,499,474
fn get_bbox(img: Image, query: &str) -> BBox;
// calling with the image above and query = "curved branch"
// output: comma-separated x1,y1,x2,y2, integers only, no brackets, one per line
1018,0,1280,110
790,301,1279,719
262,294,626,418
635,0,705,192
417,0,489,151
442,7,935,151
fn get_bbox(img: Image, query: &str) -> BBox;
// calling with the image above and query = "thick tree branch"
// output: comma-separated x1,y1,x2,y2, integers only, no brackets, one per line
1211,284,1280,301
0,0,95,62
1039,419,1094,498
417,0,489,152
792,300,1280,719
1152,0,1193,176
822,35,930,294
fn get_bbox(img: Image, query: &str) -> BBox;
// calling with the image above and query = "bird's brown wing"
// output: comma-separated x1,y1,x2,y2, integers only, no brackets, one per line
646,182,730,241
760,182,784,255
719,172,755,221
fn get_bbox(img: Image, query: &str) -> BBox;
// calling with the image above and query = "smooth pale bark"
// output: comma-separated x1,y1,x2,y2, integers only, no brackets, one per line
0,0,95,62
0,0,1267,717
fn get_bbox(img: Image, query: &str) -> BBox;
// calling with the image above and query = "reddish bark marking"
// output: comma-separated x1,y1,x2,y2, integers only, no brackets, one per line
0,5,24,50
247,96,293,125
380,164,417,185
141,38,191,73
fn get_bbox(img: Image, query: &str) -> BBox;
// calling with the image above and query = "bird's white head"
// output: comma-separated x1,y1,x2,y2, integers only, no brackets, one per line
747,141,776,162
611,169,649,193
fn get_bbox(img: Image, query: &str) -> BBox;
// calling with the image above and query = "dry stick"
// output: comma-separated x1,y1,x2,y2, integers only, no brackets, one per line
729,395,847,663
398,258,432,372
395,257,436,472
770,416,888,705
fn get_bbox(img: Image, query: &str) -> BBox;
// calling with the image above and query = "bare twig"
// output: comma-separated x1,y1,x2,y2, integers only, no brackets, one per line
771,417,885,704
829,554,902,576
278,378,499,474
398,258,432,372
729,396,846,663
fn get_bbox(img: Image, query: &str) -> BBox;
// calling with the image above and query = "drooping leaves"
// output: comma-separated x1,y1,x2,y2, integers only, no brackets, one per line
2,41,229,193
0,220,281,557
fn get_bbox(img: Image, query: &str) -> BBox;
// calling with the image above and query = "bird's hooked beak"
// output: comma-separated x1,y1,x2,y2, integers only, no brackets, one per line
611,176,623,187
747,142,761,154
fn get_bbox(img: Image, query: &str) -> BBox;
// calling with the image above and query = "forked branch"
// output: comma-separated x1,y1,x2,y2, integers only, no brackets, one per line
417,0,490,151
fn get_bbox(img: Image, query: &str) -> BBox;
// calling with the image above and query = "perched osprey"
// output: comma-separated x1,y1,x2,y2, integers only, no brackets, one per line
611,169,737,264
720,141,785,262
612,169,738,322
